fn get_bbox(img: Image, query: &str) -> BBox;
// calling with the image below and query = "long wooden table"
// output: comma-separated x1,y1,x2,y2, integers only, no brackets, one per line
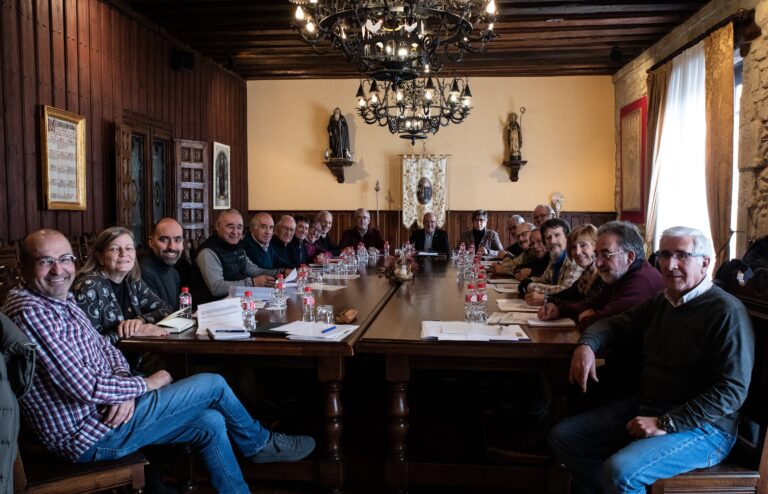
120,262,397,493
356,259,581,494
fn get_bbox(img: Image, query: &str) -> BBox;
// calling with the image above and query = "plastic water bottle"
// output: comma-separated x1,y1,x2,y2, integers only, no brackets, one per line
301,286,316,322
296,269,307,295
270,274,286,310
357,242,368,262
242,291,256,330
178,287,192,317
383,241,390,257
476,273,488,323
464,282,477,323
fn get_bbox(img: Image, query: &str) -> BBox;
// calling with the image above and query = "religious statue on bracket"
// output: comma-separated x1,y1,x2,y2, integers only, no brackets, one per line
503,107,527,182
324,107,355,183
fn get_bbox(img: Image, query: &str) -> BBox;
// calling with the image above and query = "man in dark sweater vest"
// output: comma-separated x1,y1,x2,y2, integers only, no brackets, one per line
243,212,292,270
196,209,277,300
139,218,184,310
549,226,755,494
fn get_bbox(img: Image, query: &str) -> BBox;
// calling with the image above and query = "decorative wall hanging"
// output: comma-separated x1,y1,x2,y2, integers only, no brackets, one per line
41,105,87,210
502,107,527,182
213,142,231,209
402,154,447,228
619,96,647,223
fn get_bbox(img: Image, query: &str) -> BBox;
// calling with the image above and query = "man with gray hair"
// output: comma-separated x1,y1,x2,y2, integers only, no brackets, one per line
549,226,754,493
498,214,526,259
539,221,664,331
532,204,555,227
314,210,338,254
339,208,385,251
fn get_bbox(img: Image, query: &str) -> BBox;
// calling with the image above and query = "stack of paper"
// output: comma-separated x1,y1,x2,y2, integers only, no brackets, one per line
487,311,536,325
526,318,576,327
196,298,245,335
308,283,347,292
420,321,530,342
492,285,520,294
496,299,539,312
207,328,250,340
270,321,359,342
487,278,518,284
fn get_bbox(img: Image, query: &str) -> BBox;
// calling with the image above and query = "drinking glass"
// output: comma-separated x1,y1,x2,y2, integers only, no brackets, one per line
316,305,334,324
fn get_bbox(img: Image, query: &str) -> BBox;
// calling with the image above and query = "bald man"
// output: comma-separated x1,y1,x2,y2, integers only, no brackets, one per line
338,208,385,251
140,218,185,309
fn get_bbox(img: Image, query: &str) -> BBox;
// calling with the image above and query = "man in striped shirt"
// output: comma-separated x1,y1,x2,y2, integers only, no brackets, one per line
3,229,315,494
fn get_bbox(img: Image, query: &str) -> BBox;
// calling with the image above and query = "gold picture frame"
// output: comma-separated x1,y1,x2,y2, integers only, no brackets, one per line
40,105,87,210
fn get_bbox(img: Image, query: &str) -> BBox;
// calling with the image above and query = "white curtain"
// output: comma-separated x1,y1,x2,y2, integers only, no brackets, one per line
647,42,713,250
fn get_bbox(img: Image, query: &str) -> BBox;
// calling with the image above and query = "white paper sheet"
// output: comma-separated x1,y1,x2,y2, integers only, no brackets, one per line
420,321,530,341
496,299,539,312
196,298,244,335
526,318,576,327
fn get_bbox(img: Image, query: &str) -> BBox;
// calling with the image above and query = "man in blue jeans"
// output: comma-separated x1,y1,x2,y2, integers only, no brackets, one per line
549,226,754,494
2,229,315,494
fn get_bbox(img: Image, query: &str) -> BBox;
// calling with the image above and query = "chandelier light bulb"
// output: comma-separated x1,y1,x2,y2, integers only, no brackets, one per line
396,90,404,101
371,93,379,104
358,98,366,107
485,0,497,15
341,27,347,40
295,6,305,21
310,0,317,3
306,20,316,34
488,23,494,31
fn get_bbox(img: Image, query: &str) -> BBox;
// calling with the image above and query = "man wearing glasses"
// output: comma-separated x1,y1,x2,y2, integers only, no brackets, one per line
539,221,664,331
549,226,755,494
2,229,315,494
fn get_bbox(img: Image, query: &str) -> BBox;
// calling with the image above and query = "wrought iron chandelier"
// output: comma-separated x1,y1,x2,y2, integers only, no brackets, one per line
355,75,472,144
291,0,498,82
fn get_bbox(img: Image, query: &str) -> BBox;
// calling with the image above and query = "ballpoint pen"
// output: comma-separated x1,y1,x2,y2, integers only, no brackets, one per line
321,325,337,334
215,329,248,333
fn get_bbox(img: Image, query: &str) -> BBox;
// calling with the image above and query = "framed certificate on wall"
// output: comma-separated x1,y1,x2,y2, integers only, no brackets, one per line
40,105,87,210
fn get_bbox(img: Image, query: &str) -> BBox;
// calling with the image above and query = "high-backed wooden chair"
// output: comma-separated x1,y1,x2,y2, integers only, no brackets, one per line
651,268,768,494
0,241,21,305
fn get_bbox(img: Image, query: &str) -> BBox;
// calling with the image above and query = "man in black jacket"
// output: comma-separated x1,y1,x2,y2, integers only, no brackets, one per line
409,212,450,256
140,218,185,310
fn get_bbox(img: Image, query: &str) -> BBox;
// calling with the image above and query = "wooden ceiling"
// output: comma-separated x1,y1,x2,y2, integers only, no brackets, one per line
123,0,711,79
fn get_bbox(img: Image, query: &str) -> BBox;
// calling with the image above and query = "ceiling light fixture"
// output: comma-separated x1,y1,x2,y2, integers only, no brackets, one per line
290,0,498,82
355,75,472,144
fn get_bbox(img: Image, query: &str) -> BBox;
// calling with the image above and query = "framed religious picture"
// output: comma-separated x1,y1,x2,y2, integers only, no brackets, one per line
619,96,647,224
212,142,231,209
40,105,87,210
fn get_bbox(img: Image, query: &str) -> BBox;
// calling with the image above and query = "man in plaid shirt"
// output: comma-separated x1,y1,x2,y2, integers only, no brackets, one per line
3,229,315,494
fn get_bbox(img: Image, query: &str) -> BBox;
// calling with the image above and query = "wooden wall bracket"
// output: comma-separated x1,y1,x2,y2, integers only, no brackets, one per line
324,158,355,183
502,159,527,182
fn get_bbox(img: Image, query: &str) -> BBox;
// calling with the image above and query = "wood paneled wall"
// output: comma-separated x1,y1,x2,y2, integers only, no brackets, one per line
0,0,247,241
249,210,617,250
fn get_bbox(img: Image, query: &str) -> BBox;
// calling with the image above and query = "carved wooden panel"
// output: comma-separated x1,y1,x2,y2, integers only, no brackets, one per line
115,126,134,230
176,139,209,245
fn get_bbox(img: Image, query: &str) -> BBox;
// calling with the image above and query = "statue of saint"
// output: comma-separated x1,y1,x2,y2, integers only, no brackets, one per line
507,113,522,160
327,107,351,160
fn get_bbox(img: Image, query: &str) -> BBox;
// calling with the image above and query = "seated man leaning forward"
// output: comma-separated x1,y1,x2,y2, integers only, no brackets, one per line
196,209,277,299
1,230,315,494
339,208,385,252
549,226,754,494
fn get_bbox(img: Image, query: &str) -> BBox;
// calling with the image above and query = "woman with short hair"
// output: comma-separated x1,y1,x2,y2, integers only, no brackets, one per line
457,209,503,256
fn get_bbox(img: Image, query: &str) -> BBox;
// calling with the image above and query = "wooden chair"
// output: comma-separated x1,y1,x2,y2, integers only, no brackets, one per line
651,268,768,494
13,448,147,494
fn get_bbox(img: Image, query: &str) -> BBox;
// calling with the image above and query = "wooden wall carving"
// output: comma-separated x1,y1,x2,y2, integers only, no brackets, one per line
176,139,209,243
0,0,247,240
247,210,617,250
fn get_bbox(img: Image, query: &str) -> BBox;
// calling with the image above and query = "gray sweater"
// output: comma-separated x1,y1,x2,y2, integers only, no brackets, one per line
580,285,754,434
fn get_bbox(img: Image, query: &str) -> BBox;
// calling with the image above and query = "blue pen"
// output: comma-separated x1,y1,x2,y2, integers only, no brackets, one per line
321,325,337,334
217,329,248,333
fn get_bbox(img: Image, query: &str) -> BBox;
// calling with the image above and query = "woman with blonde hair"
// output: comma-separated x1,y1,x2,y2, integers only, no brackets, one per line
72,227,170,344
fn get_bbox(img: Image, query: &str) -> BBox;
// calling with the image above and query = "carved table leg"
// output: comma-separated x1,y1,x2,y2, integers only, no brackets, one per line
317,357,345,493
386,354,410,494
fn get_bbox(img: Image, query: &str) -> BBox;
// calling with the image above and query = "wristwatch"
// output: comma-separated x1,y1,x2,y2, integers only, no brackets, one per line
658,413,677,433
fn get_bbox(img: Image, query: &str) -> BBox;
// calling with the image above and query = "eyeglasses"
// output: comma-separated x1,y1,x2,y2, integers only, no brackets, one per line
595,250,626,261
34,254,77,268
654,250,707,262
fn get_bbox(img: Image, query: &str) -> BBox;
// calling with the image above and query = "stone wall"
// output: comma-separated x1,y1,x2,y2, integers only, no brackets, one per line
612,0,767,254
